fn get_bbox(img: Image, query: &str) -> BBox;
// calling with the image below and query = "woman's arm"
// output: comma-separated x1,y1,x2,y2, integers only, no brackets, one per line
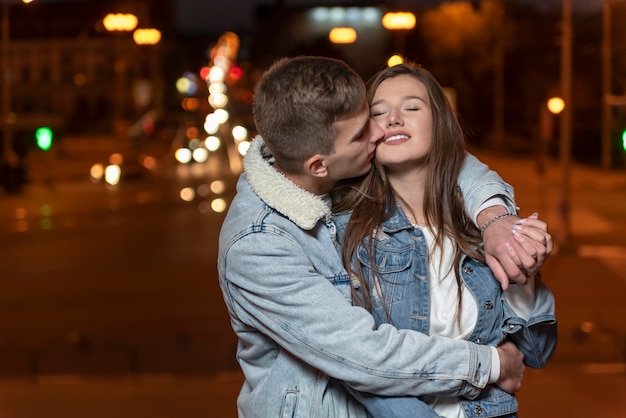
459,153,550,289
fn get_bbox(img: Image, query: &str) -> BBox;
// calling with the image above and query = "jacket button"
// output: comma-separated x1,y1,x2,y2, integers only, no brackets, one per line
463,266,474,274
484,301,493,310
474,405,484,415
475,338,482,344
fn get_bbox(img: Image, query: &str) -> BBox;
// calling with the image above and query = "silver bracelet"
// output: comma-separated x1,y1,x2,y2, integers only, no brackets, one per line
480,213,517,236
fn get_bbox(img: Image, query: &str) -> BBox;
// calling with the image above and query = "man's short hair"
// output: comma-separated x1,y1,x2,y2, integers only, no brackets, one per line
252,56,367,174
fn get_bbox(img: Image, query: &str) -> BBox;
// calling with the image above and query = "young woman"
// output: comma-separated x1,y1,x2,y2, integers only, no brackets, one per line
333,62,557,418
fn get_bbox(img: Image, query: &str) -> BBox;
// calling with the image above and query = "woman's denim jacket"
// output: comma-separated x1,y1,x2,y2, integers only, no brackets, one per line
332,204,558,418
218,137,521,418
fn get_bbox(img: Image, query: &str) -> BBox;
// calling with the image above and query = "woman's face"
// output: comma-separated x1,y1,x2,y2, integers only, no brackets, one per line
370,74,433,172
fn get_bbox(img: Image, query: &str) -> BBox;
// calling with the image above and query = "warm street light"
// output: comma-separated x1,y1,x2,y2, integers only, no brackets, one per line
559,0,573,246
103,13,138,32
382,11,415,57
133,28,161,45
387,55,404,67
328,27,356,44
103,12,138,142
547,97,565,115
381,12,416,30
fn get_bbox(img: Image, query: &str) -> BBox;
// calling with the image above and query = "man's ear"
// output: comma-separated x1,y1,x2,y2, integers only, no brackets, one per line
304,154,329,177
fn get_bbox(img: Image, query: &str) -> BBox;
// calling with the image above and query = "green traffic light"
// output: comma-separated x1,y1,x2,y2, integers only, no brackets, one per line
622,129,626,151
36,127,53,151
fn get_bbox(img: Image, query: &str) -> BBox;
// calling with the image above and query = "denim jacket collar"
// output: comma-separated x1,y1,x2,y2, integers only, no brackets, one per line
243,135,331,230
380,202,419,234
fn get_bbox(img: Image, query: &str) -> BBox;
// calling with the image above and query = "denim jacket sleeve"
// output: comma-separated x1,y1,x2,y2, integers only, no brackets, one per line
501,278,558,369
221,229,493,399
458,152,517,218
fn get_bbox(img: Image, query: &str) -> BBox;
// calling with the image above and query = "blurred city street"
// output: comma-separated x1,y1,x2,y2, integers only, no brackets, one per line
2,0,625,416
1,135,626,417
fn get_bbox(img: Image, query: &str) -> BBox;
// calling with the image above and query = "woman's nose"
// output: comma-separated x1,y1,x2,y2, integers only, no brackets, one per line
386,111,403,127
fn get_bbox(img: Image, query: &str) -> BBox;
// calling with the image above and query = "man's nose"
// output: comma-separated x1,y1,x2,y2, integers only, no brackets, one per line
369,119,384,143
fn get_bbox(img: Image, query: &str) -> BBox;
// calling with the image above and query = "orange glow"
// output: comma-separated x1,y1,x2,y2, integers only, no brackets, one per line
382,12,416,30
186,126,199,139
103,13,138,32
547,97,565,115
387,55,404,67
133,28,161,45
181,97,199,112
329,27,357,44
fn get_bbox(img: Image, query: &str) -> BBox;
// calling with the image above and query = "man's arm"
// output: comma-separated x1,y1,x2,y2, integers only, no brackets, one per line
459,153,549,289
495,341,526,393
222,231,495,398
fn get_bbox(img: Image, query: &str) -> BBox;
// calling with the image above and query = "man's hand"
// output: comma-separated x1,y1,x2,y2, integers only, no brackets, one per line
496,341,525,394
479,208,553,290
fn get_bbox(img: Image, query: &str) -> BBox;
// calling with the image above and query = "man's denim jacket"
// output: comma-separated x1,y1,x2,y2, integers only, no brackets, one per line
218,136,520,418
332,204,558,418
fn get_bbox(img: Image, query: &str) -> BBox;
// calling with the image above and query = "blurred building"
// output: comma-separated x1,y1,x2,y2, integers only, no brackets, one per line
2,0,172,142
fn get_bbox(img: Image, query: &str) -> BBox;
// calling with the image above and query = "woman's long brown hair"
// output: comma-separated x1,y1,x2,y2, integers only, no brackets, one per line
333,63,484,322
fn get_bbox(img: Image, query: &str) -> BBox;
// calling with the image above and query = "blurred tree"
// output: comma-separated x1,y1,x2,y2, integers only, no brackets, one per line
417,2,503,144
420,2,493,72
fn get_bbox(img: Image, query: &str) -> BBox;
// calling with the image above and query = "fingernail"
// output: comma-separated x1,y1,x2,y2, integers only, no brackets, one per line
531,212,538,218
505,242,514,254
512,225,523,231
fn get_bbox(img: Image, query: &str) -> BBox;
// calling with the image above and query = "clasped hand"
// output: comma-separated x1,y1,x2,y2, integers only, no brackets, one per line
483,212,553,290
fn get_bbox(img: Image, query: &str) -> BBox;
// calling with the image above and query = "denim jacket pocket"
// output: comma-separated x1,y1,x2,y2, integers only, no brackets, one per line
356,241,414,309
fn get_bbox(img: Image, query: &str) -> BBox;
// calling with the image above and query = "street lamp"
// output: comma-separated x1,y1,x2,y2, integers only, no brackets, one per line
103,13,137,143
381,11,416,30
382,11,415,56
132,28,160,45
328,27,357,44
103,13,138,33
132,28,162,115
547,97,565,115
536,96,565,215
559,0,573,246
1,0,34,171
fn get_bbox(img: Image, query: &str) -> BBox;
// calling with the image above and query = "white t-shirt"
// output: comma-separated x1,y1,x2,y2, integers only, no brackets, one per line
419,227,535,418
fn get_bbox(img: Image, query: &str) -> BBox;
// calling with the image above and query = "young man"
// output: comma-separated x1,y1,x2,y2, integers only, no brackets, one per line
218,56,544,417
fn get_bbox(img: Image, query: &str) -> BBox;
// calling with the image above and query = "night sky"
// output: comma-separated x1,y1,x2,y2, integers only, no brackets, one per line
173,0,604,34
30,0,605,36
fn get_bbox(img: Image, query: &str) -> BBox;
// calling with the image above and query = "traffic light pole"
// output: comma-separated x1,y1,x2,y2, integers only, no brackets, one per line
602,0,612,169
1,0,16,167
558,0,572,245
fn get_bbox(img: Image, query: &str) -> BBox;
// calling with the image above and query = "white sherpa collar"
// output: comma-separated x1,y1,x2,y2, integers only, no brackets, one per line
243,135,331,230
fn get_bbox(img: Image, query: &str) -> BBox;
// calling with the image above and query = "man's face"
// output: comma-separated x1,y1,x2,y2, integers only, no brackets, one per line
324,101,383,182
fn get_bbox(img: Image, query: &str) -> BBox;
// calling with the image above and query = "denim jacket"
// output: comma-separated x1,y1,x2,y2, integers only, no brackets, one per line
333,204,558,418
218,136,518,418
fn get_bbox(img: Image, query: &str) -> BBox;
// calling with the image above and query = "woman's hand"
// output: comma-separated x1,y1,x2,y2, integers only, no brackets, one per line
482,211,553,290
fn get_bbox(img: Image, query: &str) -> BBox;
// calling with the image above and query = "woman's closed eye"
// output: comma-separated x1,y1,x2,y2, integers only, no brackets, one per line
370,108,387,118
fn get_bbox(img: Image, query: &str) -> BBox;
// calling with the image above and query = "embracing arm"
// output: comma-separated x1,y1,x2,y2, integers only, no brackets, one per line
498,218,558,368
221,231,493,399
502,275,558,369
459,153,550,289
